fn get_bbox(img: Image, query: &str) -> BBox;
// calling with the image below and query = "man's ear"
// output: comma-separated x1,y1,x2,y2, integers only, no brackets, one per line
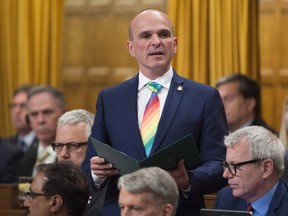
162,203,174,216
246,97,256,113
50,195,63,212
262,159,274,179
126,41,135,57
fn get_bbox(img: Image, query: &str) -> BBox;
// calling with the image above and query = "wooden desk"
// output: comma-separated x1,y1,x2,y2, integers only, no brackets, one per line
0,184,25,216
204,193,217,209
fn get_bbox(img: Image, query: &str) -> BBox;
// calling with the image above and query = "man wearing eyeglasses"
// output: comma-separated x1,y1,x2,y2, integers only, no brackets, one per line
23,162,90,216
53,109,94,167
214,126,288,216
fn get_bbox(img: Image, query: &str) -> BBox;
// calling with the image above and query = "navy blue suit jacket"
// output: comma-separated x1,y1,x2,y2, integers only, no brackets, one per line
214,179,288,216
82,72,228,216
0,138,24,183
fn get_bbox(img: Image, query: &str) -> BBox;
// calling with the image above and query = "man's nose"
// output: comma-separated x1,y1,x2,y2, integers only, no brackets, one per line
151,34,160,46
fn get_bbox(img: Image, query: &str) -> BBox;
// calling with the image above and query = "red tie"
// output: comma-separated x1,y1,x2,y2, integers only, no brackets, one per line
247,203,253,212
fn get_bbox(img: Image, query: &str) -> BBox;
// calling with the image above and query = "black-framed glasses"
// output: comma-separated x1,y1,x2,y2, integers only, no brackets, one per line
220,159,264,176
51,142,87,153
26,191,53,200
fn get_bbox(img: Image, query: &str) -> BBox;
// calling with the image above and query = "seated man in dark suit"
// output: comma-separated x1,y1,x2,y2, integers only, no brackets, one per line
0,137,24,183
215,126,288,215
216,74,276,134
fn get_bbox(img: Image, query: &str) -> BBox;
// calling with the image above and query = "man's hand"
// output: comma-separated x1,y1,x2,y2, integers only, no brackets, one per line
90,156,119,179
168,159,190,189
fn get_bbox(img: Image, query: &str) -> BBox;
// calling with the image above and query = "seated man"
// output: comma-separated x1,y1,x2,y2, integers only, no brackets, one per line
216,74,276,134
215,126,288,215
23,161,90,216
52,109,95,167
118,167,179,216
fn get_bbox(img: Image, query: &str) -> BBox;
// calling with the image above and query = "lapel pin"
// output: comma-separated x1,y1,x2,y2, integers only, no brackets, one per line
177,85,183,92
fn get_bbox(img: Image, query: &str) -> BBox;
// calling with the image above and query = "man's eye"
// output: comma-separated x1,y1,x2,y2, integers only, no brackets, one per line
140,34,150,39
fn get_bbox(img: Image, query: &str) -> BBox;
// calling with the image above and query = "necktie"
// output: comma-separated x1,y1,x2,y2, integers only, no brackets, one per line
140,82,162,156
247,203,253,212
35,149,50,167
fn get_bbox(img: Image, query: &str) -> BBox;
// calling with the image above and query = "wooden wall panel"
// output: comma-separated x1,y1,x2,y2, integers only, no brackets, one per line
61,0,167,113
260,0,288,132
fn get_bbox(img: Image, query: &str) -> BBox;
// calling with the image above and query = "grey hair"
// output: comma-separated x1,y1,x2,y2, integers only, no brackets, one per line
224,126,285,177
118,167,179,215
27,85,65,109
57,109,94,138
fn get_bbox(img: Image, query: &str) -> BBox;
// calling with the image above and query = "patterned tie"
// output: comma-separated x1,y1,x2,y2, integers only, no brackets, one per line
140,82,162,156
247,203,253,212
35,149,50,167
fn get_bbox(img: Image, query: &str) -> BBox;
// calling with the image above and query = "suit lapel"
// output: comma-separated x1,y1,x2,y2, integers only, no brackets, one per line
151,72,185,154
121,75,147,157
266,180,288,215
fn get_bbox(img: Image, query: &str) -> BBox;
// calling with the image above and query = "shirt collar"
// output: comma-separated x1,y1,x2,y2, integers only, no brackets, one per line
138,66,173,91
250,181,279,216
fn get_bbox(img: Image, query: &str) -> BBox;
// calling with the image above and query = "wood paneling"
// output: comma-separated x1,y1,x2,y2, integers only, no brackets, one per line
61,0,167,113
61,0,288,132
260,0,288,132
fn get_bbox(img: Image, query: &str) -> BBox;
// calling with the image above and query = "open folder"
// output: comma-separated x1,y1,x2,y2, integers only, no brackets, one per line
90,134,201,175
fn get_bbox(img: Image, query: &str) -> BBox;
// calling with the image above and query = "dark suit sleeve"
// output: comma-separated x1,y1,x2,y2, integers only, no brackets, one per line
0,139,24,183
186,89,228,195
81,91,108,187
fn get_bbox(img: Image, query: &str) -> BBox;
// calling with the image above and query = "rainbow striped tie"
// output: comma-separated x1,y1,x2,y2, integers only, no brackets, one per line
140,82,162,156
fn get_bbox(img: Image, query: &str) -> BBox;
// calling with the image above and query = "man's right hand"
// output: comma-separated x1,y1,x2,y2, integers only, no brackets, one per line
90,156,119,179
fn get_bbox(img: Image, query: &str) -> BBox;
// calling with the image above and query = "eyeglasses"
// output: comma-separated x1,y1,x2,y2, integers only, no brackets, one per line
51,142,87,153
220,159,263,176
26,191,53,200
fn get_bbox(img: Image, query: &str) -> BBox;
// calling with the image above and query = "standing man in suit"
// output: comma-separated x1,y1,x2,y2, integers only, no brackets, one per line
17,85,66,177
216,74,276,134
82,9,228,216
215,126,288,215
8,84,37,152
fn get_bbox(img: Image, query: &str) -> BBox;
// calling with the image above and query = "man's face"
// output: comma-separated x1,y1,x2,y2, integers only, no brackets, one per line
285,103,288,129
119,188,172,216
217,82,254,132
11,92,31,133
223,141,264,202
27,92,64,145
127,10,177,77
23,172,52,216
55,123,88,167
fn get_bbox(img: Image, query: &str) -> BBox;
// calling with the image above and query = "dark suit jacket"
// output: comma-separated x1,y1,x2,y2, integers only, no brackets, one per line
17,138,38,177
82,72,228,216
0,138,24,183
251,118,277,135
214,179,288,215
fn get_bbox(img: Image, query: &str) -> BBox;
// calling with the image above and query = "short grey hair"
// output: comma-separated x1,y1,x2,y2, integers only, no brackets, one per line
57,109,94,138
224,126,285,177
118,167,179,215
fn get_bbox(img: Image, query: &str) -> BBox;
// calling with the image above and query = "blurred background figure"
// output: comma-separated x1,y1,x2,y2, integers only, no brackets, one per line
17,85,66,177
53,109,95,167
118,167,179,216
216,74,276,134
279,95,288,180
0,137,23,183
23,162,90,216
8,84,36,153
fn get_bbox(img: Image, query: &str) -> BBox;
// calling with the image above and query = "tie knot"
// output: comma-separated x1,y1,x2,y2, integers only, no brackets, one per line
146,82,162,93
247,203,253,212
